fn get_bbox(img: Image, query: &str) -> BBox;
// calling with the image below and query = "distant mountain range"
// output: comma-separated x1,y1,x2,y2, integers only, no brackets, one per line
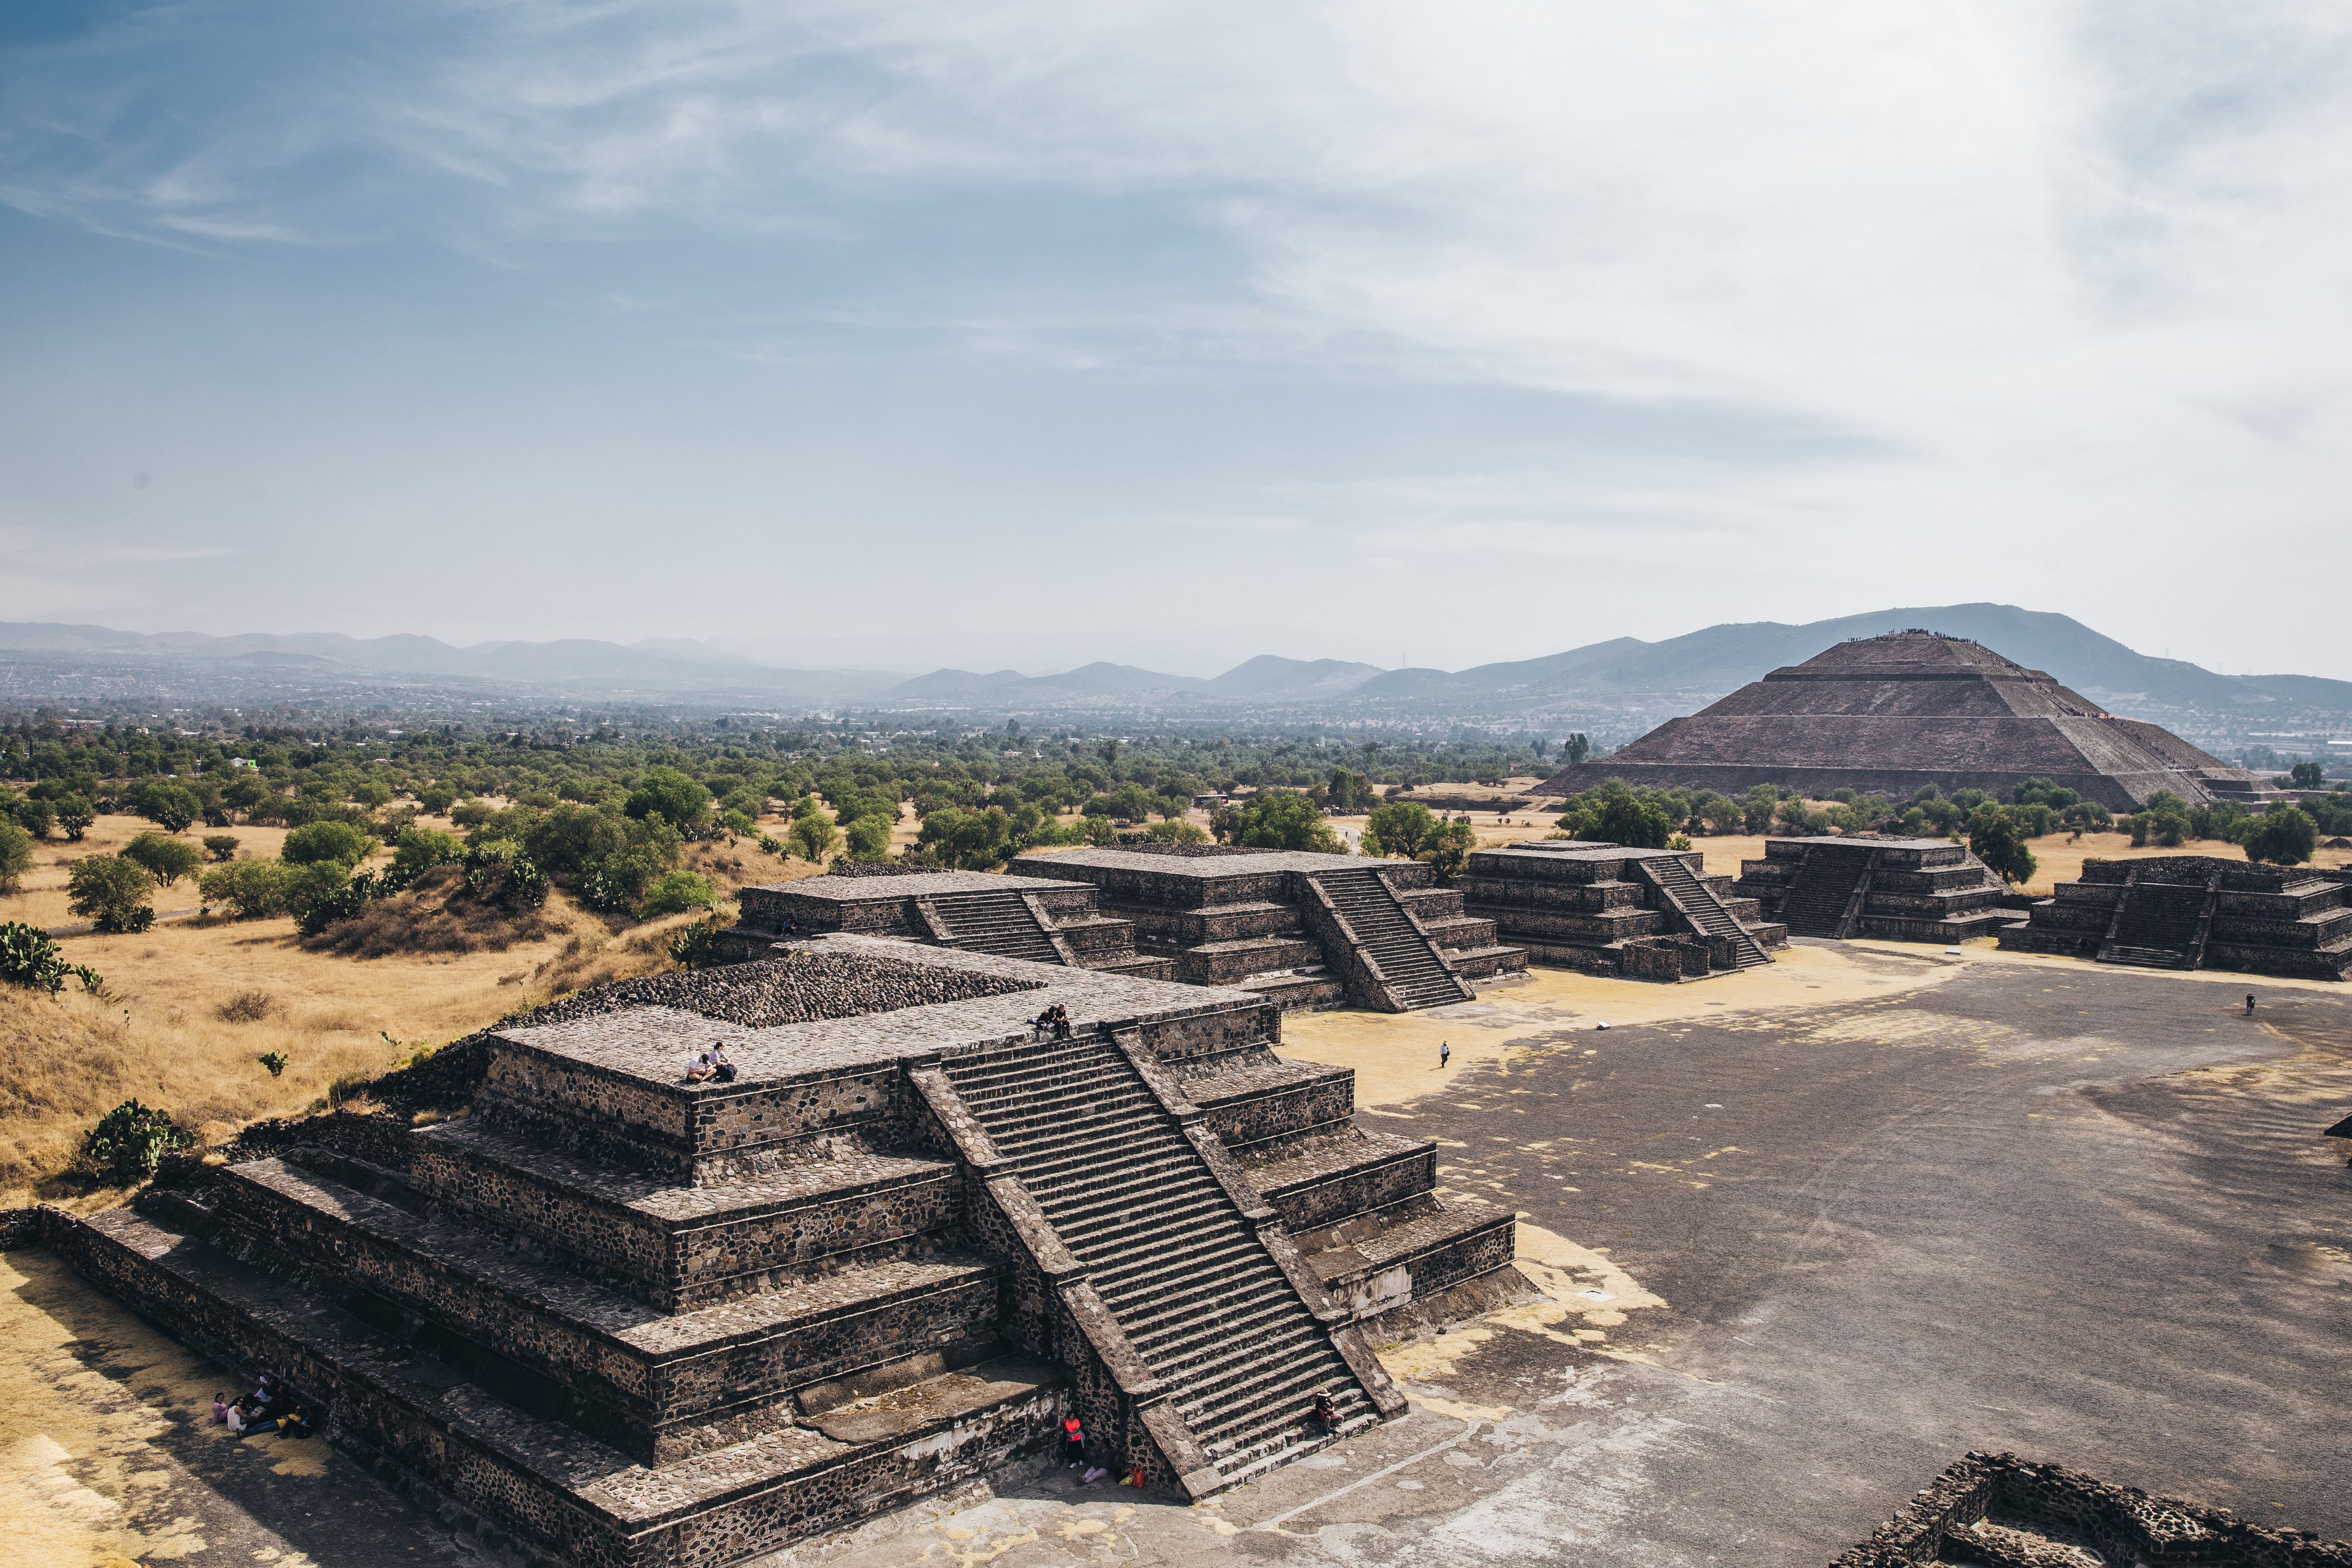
2,606,2346,729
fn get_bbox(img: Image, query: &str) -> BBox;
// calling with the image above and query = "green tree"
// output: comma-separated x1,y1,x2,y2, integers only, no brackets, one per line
2242,805,2318,866
0,820,31,894
1419,819,1477,883
391,826,465,880
200,859,291,919
1968,808,2037,885
1363,800,1439,860
68,855,157,933
129,780,202,835
53,794,95,842
788,811,841,863
282,819,376,869
626,767,713,835
122,831,203,887
1596,793,1674,849
2288,761,2325,789
1098,738,1121,771
843,814,895,861
915,805,1015,869
1224,790,1341,853
202,833,241,862
9,794,55,839
419,783,459,815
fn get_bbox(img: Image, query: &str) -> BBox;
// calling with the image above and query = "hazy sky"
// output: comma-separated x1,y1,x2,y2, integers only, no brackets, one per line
4,2,2348,678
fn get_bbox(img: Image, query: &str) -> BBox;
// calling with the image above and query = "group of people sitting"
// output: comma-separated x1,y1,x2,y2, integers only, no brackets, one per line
210,1373,315,1440
1029,1003,1073,1042
683,1044,738,1083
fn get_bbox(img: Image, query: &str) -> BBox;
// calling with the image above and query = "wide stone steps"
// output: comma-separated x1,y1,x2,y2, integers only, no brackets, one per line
1642,855,1771,967
1315,869,1473,1008
1779,849,1871,937
2102,943,2193,969
928,891,1061,965
939,1034,1366,1481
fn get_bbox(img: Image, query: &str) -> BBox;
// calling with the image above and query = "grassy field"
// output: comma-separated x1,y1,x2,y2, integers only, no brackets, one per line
0,811,826,1207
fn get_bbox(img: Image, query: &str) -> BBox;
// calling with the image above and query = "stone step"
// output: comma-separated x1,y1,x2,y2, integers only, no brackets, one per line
407,1118,962,1311
207,1157,1003,1466
53,1207,1062,1568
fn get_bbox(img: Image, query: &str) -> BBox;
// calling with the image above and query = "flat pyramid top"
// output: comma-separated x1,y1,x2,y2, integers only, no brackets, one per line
1781,631,2033,679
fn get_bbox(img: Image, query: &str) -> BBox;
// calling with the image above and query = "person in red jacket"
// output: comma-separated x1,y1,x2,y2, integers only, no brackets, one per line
1063,1412,1085,1468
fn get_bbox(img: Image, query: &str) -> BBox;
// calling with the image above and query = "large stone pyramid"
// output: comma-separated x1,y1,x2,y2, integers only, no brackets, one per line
1534,630,2276,811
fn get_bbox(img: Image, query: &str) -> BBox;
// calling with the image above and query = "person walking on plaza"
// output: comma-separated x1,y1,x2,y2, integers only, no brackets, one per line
1439,1040,1450,1070
2246,992,2257,1016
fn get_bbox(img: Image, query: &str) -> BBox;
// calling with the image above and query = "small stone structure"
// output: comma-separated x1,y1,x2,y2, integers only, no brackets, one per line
716,868,1172,979
1733,836,2024,943
1999,856,2352,978
1536,630,2284,811
1834,1450,2352,1566
1006,845,1526,1012
27,938,1522,1566
1454,842,1786,981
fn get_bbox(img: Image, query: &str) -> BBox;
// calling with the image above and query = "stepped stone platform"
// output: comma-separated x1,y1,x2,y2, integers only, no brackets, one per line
38,938,1526,1566
1999,856,2352,979
1455,842,1785,981
715,868,1173,980
1733,836,2025,944
1536,629,2285,811
1006,845,1527,1012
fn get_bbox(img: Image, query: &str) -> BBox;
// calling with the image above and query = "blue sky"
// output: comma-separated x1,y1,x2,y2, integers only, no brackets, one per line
4,1,2349,678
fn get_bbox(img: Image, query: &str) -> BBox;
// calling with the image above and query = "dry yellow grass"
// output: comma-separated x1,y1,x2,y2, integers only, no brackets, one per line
2,813,293,930
0,816,824,1206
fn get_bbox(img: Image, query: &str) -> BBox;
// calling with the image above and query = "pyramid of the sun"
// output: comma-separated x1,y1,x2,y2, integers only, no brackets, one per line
1533,630,2279,812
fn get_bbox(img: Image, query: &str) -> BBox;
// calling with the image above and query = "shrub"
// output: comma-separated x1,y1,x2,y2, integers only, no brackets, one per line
129,780,202,835
282,819,376,869
219,990,274,1023
123,831,203,887
640,870,717,917
391,826,465,882
2242,805,2318,867
625,768,714,836
449,799,496,828
202,833,241,862
667,918,720,969
53,794,95,841
290,864,379,937
1,920,72,993
1218,790,1340,853
257,1050,289,1077
10,793,55,839
200,858,290,919
82,1099,194,1183
68,855,157,933
1666,833,1694,852
788,812,841,863
0,820,31,894
1420,819,1477,883
1144,820,1209,844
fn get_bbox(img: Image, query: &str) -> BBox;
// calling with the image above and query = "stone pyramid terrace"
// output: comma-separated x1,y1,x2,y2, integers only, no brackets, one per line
41,940,1523,1567
1454,841,1786,980
1007,845,1527,1011
1732,836,2025,944
1536,629,2284,811
1999,855,2352,978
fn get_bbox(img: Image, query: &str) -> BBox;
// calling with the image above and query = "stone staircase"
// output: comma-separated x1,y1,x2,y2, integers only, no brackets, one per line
1310,868,1476,1009
924,890,1061,966
1778,844,1875,937
1635,855,1772,967
2098,877,2209,969
939,1034,1377,1481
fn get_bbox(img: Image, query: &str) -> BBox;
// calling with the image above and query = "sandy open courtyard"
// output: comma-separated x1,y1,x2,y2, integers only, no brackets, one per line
6,935,2347,1565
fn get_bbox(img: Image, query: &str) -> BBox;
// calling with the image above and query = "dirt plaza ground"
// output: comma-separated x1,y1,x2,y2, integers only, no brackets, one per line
5,940,2348,1566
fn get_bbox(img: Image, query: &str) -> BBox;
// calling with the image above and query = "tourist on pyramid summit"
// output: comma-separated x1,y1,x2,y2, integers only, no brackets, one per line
685,1051,715,1082
710,1044,737,1083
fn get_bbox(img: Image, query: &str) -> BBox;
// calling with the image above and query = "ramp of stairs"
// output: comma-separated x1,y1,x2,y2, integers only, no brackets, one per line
1311,868,1475,1009
925,890,1063,966
940,1035,1377,1482
1778,845,1875,937
2098,880,2207,969
1635,856,1772,967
